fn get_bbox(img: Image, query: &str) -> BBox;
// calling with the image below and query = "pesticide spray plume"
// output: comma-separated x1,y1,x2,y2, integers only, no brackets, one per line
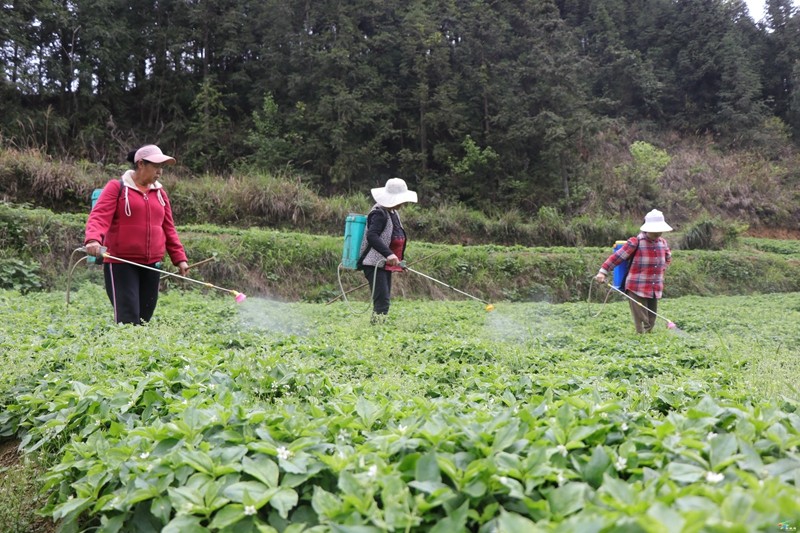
405,266,495,311
77,247,247,303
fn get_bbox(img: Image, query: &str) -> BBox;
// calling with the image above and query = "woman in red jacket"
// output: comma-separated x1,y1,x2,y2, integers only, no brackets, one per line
84,145,189,324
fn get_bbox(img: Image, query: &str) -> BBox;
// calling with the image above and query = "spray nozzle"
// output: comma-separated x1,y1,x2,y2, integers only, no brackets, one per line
485,304,495,312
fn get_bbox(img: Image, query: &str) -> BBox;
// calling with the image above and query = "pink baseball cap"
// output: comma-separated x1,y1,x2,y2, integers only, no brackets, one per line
134,145,176,165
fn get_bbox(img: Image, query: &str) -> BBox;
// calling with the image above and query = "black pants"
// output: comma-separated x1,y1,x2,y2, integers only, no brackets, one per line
104,262,161,324
362,265,392,315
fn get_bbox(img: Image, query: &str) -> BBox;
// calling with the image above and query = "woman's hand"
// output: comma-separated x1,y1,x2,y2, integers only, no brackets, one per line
177,261,189,276
85,241,102,257
385,254,400,267
594,272,607,284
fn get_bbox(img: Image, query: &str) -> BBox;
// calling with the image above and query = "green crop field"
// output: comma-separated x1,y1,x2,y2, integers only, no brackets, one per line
1,283,799,531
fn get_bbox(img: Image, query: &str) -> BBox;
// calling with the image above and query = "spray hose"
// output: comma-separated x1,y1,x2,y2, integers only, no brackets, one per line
335,262,379,315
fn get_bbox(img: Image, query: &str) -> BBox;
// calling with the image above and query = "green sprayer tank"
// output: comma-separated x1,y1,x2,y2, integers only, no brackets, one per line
341,214,367,270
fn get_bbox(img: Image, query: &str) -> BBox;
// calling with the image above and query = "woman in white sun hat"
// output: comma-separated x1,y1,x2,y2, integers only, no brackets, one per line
595,209,673,333
357,178,418,323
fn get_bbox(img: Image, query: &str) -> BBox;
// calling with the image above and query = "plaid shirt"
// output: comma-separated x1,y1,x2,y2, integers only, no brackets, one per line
601,232,671,298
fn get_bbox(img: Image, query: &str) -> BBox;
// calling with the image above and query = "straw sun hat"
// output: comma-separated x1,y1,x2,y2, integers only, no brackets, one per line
371,178,418,208
640,209,673,232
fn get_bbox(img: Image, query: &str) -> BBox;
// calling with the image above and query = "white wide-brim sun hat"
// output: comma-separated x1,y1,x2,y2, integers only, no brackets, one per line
640,209,673,232
371,178,418,208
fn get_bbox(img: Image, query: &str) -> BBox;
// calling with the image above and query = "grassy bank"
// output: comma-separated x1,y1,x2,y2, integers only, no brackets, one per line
2,203,799,303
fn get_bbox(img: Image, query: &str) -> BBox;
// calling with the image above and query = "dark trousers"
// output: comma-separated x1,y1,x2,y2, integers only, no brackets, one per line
104,262,161,324
627,290,658,333
362,265,392,315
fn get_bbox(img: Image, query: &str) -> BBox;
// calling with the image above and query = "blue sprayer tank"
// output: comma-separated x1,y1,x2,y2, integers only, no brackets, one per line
611,240,628,289
341,214,367,270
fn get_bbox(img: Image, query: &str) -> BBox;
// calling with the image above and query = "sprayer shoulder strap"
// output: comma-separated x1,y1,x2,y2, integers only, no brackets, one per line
626,237,640,266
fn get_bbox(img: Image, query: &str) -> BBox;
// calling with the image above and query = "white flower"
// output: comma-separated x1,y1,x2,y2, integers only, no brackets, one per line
277,446,293,460
498,476,509,484
557,472,566,486
706,432,717,441
620,423,628,432
614,456,627,471
367,465,378,478
337,429,348,441
244,505,257,516
705,471,724,484
139,452,150,459
397,424,408,433
556,444,568,457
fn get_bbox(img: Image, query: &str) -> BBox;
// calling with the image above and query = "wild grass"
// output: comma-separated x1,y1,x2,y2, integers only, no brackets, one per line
2,134,797,248
0,445,54,532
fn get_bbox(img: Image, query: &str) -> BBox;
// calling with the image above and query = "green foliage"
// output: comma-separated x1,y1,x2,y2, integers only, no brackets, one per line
186,79,234,173
3,0,796,211
0,257,42,294
616,140,671,204
2,288,800,530
245,93,294,173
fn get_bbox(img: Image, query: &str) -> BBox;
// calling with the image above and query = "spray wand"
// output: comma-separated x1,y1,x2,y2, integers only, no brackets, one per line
405,266,495,312
72,247,246,303
605,282,677,330
328,248,447,305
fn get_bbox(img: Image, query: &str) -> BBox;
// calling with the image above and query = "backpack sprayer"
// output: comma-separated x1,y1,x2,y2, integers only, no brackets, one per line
66,246,246,305
336,213,494,311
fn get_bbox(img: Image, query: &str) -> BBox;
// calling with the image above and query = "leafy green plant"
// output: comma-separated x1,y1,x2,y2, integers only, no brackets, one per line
0,257,42,293
1,287,800,530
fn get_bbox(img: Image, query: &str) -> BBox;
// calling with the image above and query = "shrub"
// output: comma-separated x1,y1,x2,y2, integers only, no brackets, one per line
679,217,746,250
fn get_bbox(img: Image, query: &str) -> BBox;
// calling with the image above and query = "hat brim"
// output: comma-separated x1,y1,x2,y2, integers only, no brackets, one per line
371,188,418,208
640,221,673,232
142,154,176,165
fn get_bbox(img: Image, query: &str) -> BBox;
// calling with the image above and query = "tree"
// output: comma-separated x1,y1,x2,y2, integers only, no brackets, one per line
185,78,233,172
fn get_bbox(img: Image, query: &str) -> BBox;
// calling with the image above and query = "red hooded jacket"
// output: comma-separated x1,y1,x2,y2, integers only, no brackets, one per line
85,171,187,265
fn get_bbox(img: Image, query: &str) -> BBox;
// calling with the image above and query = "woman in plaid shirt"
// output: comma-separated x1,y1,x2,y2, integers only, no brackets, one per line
595,210,673,333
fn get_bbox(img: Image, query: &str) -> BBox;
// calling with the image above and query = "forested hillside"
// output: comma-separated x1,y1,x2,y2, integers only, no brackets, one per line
1,0,799,217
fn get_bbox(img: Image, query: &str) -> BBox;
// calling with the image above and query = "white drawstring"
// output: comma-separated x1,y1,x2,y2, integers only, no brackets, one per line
124,186,131,216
